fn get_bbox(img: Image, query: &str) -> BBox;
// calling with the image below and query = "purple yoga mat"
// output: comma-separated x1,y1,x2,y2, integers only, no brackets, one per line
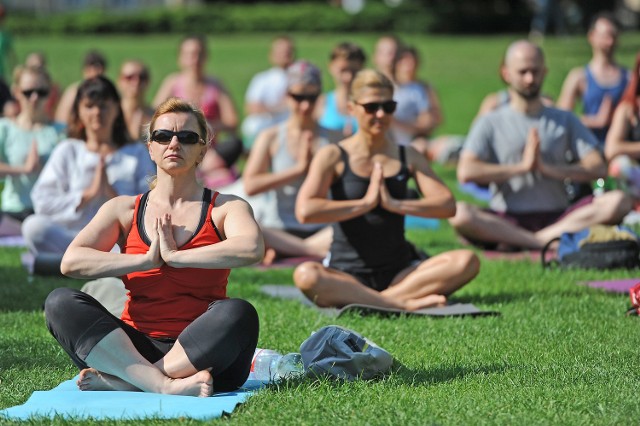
580,278,640,293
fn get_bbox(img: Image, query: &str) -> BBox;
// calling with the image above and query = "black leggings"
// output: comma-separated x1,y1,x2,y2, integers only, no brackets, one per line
44,288,259,392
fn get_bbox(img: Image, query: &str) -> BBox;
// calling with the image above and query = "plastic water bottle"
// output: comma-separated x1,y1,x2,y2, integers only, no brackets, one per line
251,349,304,382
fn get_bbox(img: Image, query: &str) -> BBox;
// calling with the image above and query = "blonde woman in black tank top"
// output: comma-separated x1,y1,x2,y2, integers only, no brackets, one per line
292,69,480,311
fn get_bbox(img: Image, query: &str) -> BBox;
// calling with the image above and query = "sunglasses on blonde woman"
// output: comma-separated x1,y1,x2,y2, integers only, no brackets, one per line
356,100,397,114
22,88,50,98
151,129,203,145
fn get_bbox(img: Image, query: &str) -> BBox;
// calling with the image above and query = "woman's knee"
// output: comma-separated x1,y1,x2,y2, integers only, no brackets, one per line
293,261,323,292
44,287,92,332
44,288,79,319
455,249,481,279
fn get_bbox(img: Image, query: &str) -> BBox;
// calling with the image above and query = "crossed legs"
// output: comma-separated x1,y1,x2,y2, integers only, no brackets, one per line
449,191,632,250
293,249,480,310
45,288,258,397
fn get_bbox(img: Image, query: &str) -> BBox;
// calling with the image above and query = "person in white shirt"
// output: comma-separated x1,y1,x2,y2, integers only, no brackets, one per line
22,76,155,255
241,36,295,150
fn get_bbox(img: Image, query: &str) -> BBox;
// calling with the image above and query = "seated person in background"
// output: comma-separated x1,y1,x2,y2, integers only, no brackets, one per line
449,40,632,251
153,34,242,189
24,52,60,122
316,41,366,137
0,65,61,236
293,69,479,310
55,49,106,127
244,61,341,264
389,45,443,160
605,51,640,199
241,35,295,150
44,98,264,396
21,76,155,256
557,12,629,147
372,34,401,82
117,59,154,142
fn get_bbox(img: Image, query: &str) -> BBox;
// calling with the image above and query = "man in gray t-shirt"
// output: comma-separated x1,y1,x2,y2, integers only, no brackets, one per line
449,40,631,250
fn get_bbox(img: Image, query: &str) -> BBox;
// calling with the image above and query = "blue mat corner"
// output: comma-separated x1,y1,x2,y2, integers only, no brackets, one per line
0,375,263,421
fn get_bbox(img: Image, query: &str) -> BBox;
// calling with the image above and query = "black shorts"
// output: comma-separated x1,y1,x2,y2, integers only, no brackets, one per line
334,245,427,292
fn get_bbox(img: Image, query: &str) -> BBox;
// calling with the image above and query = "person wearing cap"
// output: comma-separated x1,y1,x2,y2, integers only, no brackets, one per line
293,69,479,310
54,49,107,128
243,60,342,265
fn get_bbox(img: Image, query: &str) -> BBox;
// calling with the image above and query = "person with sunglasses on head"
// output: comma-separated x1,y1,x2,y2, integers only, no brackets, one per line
316,42,366,137
0,65,61,236
44,97,264,397
21,76,155,260
244,60,342,265
118,59,154,142
153,35,242,189
293,69,479,310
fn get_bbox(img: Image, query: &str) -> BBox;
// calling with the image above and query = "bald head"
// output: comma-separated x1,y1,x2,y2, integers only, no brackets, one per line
504,40,544,67
501,40,547,101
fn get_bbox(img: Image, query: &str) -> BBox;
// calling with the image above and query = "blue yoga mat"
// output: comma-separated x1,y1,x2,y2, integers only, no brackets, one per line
0,375,264,421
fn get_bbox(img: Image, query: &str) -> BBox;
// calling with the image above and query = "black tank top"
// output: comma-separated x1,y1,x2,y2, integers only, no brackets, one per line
327,145,415,272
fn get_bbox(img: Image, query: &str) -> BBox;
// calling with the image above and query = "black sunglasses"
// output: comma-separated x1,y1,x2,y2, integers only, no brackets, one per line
356,100,397,114
122,72,149,82
288,92,320,103
151,129,202,145
22,88,50,98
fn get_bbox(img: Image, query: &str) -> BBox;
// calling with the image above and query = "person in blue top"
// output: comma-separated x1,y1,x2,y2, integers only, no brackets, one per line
316,42,365,137
557,11,629,146
0,65,60,236
294,69,479,310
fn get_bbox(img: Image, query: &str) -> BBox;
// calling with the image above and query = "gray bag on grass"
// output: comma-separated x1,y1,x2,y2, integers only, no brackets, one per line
299,325,393,381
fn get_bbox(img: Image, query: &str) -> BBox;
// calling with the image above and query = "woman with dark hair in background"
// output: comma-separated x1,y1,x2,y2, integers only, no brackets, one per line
21,75,155,258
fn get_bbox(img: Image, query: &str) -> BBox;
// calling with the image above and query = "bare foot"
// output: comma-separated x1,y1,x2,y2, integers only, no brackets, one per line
262,248,277,266
77,368,140,392
164,370,213,397
405,294,447,311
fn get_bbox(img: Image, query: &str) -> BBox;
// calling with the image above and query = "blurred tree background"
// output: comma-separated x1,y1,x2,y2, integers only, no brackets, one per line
1,0,635,35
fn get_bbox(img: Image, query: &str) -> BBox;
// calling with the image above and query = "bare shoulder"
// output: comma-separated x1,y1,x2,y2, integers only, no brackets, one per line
317,141,343,162
565,67,586,85
214,192,252,210
107,195,138,222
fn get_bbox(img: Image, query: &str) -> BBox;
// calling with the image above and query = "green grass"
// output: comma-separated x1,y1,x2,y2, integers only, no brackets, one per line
3,32,640,424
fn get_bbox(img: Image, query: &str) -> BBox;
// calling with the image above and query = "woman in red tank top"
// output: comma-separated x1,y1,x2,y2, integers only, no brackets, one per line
44,98,264,397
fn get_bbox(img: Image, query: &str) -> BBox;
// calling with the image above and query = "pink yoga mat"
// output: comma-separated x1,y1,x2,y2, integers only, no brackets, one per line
580,278,640,293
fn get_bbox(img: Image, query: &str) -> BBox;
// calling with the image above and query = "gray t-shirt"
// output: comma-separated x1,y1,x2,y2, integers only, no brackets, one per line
463,105,600,213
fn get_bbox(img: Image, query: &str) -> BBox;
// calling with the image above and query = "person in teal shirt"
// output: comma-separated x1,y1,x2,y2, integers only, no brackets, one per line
0,65,60,235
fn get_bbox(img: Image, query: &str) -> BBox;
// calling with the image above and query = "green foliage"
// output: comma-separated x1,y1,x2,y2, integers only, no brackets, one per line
5,1,527,36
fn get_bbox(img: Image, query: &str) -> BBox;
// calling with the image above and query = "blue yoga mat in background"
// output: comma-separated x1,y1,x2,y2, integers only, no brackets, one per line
0,376,263,421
